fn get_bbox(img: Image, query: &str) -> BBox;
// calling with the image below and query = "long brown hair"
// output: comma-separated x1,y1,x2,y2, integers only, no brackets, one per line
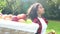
27,3,41,20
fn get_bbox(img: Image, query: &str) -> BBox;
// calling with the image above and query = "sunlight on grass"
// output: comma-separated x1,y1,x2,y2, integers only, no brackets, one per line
47,20,60,34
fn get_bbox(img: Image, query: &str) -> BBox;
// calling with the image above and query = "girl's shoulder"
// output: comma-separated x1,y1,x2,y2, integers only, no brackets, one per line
33,17,48,24
32,18,38,23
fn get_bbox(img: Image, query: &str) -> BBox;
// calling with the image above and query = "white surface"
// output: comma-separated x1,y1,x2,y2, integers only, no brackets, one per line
38,17,47,34
0,19,39,33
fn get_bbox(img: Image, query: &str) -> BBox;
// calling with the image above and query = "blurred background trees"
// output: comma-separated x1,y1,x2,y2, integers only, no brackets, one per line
0,0,60,20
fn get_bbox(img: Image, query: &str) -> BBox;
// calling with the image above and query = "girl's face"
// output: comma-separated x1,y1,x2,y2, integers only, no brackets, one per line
37,4,45,15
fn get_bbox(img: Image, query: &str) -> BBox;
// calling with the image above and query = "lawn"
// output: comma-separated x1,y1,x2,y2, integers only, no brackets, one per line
47,20,60,34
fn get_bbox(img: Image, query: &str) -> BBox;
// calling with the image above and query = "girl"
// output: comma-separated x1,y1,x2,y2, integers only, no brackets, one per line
27,3,48,34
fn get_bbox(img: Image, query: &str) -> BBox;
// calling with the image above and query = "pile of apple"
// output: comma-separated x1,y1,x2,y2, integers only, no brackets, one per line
0,13,32,24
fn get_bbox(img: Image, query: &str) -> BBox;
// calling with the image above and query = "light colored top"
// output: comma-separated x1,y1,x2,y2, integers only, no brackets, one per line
38,17,47,34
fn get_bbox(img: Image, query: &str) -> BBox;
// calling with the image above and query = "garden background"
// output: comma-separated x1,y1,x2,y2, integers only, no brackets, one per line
0,0,60,34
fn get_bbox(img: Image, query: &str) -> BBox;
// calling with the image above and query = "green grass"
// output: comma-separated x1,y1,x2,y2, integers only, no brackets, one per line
47,20,60,34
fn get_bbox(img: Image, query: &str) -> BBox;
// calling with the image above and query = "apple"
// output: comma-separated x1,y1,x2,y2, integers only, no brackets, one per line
2,14,12,20
18,19,26,23
17,14,27,20
7,14,13,20
0,14,2,19
12,16,19,22
0,13,3,19
2,15,8,19
8,14,13,18
0,15,2,19
0,13,3,16
26,19,32,24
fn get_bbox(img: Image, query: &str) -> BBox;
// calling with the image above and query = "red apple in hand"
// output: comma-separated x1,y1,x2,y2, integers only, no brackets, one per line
17,14,27,20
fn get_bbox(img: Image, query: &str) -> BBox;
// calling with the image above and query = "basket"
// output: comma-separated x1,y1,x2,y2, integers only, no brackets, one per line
0,19,39,34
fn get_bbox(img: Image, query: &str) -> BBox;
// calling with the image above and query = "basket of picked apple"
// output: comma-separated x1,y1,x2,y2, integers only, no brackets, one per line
0,13,39,34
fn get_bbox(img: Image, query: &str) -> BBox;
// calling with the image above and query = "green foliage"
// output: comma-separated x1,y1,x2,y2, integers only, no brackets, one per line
0,0,60,20
44,0,60,20
0,0,7,13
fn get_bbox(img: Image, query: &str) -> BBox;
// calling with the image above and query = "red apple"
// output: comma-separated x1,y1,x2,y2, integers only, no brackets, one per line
17,14,27,20
12,16,19,22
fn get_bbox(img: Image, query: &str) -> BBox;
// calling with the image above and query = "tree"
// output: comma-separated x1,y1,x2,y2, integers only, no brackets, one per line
0,0,6,13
